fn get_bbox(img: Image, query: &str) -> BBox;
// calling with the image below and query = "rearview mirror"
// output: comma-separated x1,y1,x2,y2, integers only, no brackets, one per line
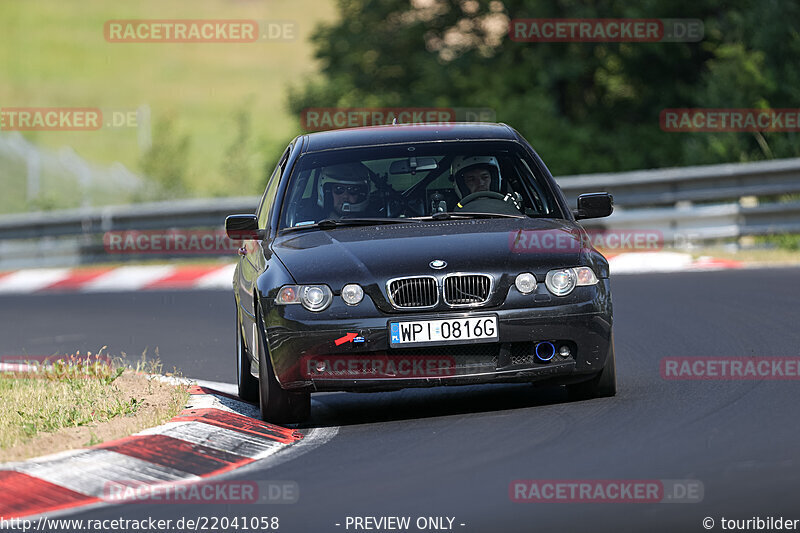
225,214,265,240
573,193,613,220
389,157,438,174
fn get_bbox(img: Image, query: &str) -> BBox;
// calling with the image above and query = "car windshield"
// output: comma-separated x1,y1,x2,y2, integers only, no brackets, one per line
278,141,563,231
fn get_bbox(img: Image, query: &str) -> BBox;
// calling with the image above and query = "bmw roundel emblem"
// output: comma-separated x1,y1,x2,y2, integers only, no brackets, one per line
429,259,447,269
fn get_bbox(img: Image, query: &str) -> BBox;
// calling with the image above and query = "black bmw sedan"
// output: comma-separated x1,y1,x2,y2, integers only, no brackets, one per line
227,123,615,422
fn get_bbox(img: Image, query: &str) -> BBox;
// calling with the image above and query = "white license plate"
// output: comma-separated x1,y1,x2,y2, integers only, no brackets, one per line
389,316,498,347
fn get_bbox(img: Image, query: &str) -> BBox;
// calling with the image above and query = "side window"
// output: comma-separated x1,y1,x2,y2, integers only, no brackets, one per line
257,146,291,228
516,158,551,215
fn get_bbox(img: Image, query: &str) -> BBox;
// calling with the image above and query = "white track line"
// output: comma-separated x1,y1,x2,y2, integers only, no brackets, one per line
192,378,239,396
222,402,340,475
193,264,236,289
136,421,289,460
608,252,693,274
11,449,199,497
0,363,35,372
0,268,71,294
186,394,262,419
80,265,175,292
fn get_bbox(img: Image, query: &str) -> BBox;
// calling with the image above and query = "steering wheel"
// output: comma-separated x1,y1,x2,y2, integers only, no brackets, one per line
457,191,507,207
457,190,523,215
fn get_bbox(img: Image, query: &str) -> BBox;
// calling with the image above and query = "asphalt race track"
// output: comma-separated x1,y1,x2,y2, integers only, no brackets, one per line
2,267,799,532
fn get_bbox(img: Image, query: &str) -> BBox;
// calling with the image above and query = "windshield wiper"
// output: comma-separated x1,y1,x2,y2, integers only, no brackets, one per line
416,211,526,221
283,217,420,232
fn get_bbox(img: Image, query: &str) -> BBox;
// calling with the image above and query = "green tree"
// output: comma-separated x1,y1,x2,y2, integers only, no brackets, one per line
289,0,800,174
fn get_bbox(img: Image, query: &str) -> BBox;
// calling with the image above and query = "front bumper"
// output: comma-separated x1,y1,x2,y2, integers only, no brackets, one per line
264,280,613,392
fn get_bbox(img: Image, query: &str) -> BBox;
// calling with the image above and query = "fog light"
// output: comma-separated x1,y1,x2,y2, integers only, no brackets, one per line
341,283,364,305
559,345,571,358
514,272,537,294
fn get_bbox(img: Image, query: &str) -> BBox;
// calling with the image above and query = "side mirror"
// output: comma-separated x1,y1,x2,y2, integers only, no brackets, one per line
573,193,613,220
225,214,265,240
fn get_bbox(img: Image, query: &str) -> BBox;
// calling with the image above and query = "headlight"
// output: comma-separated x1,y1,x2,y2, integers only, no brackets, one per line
514,273,537,294
545,267,597,296
341,283,364,305
302,286,328,311
546,269,576,296
275,285,333,311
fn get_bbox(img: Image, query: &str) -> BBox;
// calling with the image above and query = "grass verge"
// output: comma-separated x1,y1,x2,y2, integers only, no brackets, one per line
0,0,338,214
601,246,800,266
685,247,800,265
0,351,189,463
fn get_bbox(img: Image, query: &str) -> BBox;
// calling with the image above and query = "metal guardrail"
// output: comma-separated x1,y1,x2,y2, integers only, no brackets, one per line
556,158,800,207
0,197,259,240
1,158,799,268
556,158,800,243
579,201,800,241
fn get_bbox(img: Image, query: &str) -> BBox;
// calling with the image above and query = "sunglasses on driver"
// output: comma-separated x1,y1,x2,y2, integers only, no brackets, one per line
331,184,368,196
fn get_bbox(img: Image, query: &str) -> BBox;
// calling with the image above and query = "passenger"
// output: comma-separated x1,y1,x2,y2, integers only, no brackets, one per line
316,163,372,219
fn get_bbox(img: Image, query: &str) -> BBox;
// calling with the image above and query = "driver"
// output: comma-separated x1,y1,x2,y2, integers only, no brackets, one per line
451,156,522,215
316,162,372,219
452,156,501,197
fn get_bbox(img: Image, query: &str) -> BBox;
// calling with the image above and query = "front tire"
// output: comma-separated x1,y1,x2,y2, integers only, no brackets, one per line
255,309,311,423
236,307,259,402
567,335,617,400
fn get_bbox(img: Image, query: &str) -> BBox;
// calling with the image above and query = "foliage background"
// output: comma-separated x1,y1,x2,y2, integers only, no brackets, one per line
290,0,800,176
1,0,799,212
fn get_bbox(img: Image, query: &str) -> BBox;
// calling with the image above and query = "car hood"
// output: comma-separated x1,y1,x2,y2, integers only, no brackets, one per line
271,218,589,286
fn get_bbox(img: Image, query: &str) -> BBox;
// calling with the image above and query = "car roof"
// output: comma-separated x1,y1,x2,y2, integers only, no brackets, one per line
301,123,519,152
